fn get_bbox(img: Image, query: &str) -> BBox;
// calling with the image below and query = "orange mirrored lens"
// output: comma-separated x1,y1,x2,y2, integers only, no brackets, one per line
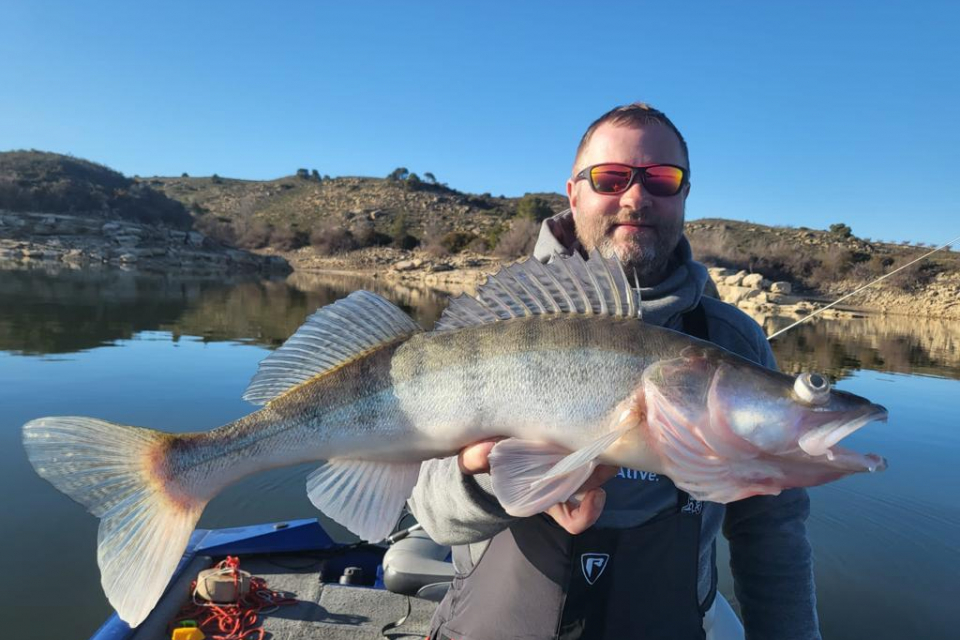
643,165,683,196
589,165,633,193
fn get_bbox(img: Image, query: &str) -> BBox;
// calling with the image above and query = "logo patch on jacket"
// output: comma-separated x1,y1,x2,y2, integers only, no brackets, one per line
580,553,610,585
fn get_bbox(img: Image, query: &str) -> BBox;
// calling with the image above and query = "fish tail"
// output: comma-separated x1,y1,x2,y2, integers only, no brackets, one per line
22,416,205,627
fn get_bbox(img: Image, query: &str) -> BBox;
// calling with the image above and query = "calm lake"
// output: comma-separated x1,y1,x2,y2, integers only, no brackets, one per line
1,264,958,640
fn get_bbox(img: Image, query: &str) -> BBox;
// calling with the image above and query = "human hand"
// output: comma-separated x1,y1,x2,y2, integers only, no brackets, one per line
544,465,619,535
458,438,503,475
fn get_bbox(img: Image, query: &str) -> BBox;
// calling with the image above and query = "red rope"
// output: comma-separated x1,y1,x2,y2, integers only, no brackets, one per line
169,556,298,640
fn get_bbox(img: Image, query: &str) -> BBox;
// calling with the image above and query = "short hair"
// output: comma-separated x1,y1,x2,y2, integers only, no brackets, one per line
573,102,690,176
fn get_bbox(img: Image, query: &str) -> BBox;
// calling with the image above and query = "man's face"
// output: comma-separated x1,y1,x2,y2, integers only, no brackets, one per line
566,122,690,284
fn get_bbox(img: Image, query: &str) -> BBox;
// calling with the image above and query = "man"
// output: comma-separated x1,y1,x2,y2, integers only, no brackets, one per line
409,103,820,640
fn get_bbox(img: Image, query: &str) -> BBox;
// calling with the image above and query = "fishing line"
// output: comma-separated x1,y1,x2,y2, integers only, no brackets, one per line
766,233,960,341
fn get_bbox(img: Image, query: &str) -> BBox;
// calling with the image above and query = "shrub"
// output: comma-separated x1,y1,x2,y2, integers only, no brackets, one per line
351,222,391,248
389,214,419,250
235,219,273,249
211,174,222,184
516,195,554,222
404,173,422,191
829,223,853,238
440,230,478,254
311,224,356,254
494,218,540,258
270,225,309,250
387,167,409,181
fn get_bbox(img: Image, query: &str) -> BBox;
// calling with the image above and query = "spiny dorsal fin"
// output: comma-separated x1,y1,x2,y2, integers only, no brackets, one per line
243,291,422,405
435,250,641,331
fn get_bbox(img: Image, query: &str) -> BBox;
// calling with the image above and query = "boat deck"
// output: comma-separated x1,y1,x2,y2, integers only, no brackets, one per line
130,553,437,640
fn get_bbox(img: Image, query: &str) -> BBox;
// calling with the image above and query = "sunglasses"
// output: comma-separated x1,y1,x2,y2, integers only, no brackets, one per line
575,163,688,197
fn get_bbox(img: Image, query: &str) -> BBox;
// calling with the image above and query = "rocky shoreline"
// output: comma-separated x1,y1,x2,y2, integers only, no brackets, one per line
0,211,290,274
3,211,957,320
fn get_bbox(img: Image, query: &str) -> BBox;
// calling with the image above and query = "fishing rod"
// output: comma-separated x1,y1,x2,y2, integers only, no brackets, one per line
766,233,960,341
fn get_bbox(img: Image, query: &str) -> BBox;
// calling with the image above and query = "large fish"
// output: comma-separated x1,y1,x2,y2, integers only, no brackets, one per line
22,252,886,626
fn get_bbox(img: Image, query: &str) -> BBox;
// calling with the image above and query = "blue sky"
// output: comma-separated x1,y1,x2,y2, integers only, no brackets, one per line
2,0,958,246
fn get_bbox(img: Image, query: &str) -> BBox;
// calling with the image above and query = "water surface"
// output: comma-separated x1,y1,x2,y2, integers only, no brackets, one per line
1,265,957,639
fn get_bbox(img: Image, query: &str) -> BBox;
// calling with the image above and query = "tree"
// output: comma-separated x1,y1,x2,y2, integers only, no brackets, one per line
387,167,409,181
296,168,310,179
516,195,554,222
404,173,422,191
829,223,853,238
424,172,437,185
311,169,321,181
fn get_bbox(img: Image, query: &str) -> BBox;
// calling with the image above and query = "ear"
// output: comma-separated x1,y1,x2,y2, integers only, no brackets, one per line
566,178,578,216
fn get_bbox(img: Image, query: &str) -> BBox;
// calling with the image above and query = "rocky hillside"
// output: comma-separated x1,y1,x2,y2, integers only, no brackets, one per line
0,151,192,227
0,152,288,274
146,172,566,252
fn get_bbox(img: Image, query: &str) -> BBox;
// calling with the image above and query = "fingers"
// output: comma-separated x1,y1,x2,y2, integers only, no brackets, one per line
580,464,620,491
457,438,504,475
545,488,607,535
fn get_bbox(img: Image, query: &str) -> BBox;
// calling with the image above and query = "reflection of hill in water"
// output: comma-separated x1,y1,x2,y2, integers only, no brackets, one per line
0,267,266,355
0,268,450,355
2,267,958,381
168,272,450,348
768,314,960,381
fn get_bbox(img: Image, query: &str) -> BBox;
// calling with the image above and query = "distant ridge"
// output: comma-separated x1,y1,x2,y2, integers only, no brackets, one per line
0,150,192,228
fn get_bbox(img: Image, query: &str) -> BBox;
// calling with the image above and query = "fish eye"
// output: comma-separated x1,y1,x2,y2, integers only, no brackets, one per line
794,373,831,405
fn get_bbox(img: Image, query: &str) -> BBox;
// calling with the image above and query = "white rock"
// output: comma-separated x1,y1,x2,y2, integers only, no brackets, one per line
742,273,764,288
770,281,792,294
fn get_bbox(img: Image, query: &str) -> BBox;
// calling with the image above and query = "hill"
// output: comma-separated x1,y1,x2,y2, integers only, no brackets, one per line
0,151,192,227
145,171,565,253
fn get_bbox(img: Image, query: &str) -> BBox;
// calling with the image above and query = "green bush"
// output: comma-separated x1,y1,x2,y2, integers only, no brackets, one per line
389,214,420,250
440,230,478,254
829,223,853,238
516,195,554,222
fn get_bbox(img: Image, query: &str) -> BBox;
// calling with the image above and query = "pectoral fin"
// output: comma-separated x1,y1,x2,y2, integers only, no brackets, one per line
488,428,628,517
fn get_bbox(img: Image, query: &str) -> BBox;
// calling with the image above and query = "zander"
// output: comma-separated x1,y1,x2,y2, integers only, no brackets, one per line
22,252,887,627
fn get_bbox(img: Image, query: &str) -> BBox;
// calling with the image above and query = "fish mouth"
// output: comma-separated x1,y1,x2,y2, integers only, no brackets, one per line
797,406,888,472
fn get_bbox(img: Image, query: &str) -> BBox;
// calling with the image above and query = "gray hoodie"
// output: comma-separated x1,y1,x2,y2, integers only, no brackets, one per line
408,211,821,640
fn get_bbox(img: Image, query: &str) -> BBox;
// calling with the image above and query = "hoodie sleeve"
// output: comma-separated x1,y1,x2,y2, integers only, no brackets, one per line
723,324,822,640
407,456,517,546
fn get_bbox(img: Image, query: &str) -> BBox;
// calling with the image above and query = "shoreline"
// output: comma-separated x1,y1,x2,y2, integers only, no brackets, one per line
2,211,957,320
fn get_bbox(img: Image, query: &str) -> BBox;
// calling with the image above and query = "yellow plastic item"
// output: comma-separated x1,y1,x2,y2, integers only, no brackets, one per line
171,620,205,640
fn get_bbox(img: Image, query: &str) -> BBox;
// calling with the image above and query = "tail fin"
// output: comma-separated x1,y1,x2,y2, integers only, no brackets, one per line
23,417,205,627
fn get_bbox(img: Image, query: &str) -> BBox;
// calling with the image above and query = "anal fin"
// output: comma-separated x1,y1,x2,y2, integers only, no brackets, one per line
306,459,421,542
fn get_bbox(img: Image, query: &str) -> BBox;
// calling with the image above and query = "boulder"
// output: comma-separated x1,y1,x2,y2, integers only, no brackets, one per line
770,281,792,294
393,260,418,272
724,271,748,286
187,231,206,247
741,273,765,289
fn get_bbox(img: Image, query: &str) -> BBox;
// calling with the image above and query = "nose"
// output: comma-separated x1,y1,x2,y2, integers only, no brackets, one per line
618,179,650,210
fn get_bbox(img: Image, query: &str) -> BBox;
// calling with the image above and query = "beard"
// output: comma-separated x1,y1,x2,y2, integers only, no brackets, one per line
574,206,685,285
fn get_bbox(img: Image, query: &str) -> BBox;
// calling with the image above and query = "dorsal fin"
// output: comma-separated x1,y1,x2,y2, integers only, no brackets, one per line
243,291,422,405
435,250,641,332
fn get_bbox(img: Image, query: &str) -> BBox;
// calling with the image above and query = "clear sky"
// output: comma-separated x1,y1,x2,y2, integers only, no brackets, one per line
2,0,958,246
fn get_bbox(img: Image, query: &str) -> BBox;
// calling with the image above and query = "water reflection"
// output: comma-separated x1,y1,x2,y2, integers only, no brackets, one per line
1,265,959,382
